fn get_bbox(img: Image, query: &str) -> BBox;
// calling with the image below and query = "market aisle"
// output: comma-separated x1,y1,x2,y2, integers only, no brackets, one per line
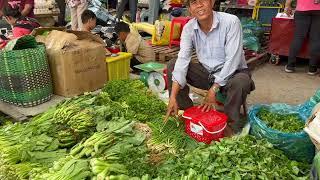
248,63,320,106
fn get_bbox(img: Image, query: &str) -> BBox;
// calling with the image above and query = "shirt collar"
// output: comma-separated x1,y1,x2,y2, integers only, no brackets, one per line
193,11,219,32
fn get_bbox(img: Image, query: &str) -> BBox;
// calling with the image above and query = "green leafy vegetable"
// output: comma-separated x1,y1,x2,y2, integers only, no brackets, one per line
257,107,305,133
157,135,310,179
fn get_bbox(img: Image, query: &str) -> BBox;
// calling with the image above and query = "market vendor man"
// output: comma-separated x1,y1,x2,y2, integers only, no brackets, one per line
114,22,155,72
165,0,255,134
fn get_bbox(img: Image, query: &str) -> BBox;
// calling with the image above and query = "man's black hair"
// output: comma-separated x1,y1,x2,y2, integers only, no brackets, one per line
114,22,130,34
81,10,96,24
3,5,21,19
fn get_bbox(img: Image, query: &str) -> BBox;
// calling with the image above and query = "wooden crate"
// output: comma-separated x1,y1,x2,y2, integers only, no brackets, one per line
152,45,180,62
151,45,198,62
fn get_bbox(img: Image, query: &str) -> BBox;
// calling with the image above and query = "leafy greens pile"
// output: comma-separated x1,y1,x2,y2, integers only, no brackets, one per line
257,107,305,133
0,80,312,179
157,135,310,179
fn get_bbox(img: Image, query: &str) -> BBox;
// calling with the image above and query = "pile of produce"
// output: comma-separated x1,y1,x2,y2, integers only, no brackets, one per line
0,80,312,179
103,80,166,122
257,107,305,133
157,135,310,179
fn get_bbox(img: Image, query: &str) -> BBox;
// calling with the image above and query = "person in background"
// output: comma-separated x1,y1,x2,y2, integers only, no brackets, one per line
116,0,138,22
67,0,88,30
8,0,34,18
55,0,67,26
107,0,117,10
114,22,155,72
284,0,320,75
0,0,8,17
165,0,255,135
3,4,39,38
81,9,96,32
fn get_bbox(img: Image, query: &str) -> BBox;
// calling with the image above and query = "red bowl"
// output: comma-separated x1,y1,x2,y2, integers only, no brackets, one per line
107,47,120,54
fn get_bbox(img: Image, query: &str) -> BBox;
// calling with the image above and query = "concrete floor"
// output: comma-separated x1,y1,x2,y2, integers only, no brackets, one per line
247,61,320,106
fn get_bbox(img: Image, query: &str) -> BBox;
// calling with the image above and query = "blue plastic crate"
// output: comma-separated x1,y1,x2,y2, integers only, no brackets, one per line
253,4,282,26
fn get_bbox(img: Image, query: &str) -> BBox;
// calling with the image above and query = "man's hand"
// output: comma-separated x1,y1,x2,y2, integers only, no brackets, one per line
200,84,220,112
164,81,181,122
164,97,179,122
200,89,216,112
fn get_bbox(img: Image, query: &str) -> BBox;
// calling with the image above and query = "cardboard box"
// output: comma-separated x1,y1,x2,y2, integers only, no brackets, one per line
31,27,67,36
38,30,107,97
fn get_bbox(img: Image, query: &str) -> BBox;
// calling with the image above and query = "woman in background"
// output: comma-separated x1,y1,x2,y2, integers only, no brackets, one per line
284,0,320,75
67,0,88,30
116,0,138,22
0,0,8,17
7,0,34,18
3,4,39,38
0,4,39,48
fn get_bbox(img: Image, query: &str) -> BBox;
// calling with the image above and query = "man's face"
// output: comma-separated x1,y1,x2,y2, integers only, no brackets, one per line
188,0,214,21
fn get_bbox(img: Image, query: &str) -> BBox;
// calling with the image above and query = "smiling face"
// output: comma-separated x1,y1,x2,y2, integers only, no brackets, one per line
188,0,214,22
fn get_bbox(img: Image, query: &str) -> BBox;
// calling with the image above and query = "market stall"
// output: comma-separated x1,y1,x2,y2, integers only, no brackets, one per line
0,0,319,178
0,79,318,179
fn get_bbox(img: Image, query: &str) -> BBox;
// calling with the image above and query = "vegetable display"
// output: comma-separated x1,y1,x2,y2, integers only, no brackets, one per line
0,80,312,179
157,135,310,179
257,107,305,133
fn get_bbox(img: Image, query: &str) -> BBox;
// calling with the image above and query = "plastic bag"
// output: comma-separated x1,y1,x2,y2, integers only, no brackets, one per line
241,17,263,52
312,103,320,115
311,152,320,180
88,0,115,23
243,35,260,52
131,22,155,35
241,17,263,36
249,104,315,163
298,89,320,120
151,20,180,46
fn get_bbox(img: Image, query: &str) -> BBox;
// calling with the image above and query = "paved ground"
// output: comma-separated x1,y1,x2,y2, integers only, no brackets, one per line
247,60,320,106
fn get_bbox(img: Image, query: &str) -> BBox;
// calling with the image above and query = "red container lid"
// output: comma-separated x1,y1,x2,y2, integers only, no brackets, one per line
194,110,227,127
182,106,203,119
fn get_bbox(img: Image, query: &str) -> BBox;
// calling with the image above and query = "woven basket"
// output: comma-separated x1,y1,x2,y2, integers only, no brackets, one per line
0,41,53,107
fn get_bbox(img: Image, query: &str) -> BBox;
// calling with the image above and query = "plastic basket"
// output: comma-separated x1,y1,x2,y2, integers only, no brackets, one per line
0,39,53,107
183,106,228,144
252,3,282,27
105,52,132,81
